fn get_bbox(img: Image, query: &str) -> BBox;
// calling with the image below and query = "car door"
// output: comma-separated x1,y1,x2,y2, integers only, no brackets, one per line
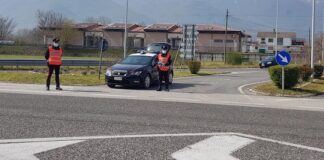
151,56,159,81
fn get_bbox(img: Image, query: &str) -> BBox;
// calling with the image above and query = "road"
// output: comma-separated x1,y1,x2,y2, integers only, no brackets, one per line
0,68,323,160
0,93,323,160
165,68,269,94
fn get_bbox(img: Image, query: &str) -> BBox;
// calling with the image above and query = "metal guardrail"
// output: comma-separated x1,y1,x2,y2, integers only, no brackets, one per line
0,60,115,67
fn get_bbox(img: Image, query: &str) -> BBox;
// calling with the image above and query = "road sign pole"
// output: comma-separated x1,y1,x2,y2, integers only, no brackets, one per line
191,25,195,61
98,38,104,80
282,66,284,94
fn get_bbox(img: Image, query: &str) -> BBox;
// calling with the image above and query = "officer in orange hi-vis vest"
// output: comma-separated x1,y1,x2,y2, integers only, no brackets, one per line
156,45,172,92
45,38,63,91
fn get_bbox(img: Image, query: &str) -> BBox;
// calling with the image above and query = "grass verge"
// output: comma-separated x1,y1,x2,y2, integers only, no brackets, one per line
253,79,324,96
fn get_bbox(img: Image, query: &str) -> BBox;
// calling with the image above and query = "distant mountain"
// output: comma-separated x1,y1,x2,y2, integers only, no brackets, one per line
0,0,323,38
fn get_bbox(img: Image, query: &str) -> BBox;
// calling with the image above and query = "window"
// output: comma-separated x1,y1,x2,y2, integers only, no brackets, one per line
214,39,223,43
226,40,234,43
261,38,266,44
277,38,283,45
268,38,273,43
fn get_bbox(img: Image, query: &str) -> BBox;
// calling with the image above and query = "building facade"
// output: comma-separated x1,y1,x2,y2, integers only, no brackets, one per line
257,32,305,54
41,22,249,54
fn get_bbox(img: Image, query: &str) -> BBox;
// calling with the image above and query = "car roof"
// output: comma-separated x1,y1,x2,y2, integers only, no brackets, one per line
129,53,156,57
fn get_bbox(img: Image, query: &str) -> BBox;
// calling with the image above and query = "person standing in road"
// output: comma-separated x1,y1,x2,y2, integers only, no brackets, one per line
156,45,172,92
45,38,63,91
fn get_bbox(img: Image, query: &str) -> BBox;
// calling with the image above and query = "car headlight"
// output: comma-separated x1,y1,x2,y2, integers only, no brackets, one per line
106,69,112,76
130,71,142,76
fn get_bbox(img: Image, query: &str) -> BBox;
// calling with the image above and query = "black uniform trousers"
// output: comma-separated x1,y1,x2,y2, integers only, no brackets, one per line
158,70,169,89
47,64,61,88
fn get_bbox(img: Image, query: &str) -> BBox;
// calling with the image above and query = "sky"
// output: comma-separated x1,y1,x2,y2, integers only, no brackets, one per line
0,0,324,38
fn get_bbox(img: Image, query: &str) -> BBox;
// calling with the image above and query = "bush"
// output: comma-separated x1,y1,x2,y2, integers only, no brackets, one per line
188,61,201,74
225,52,243,65
314,64,324,79
81,71,88,76
268,65,300,89
90,70,97,75
299,65,313,82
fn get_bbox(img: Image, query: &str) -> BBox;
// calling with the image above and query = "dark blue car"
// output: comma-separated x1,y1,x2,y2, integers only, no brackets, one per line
105,53,173,89
259,56,278,68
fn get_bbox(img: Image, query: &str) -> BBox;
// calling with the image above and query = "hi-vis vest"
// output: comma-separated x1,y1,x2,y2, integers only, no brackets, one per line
157,53,171,71
48,46,62,65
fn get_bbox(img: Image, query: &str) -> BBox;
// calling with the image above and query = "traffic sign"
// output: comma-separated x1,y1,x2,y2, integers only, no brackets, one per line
181,24,199,60
275,51,291,66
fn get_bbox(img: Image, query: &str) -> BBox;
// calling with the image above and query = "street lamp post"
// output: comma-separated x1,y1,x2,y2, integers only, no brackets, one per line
311,0,315,70
275,0,284,93
123,0,129,58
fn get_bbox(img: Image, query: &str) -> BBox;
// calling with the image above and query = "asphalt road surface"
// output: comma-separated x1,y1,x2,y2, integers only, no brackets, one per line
159,68,269,94
0,93,323,160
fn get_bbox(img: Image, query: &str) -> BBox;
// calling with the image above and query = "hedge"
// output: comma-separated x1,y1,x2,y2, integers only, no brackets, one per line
268,65,300,89
298,65,313,82
225,52,242,65
188,61,201,74
314,64,324,79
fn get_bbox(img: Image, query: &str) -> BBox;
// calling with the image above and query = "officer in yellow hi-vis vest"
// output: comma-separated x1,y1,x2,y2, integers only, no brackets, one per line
45,38,63,91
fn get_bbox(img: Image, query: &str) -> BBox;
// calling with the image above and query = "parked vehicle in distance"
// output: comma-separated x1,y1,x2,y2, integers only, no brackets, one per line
259,56,278,68
146,42,171,54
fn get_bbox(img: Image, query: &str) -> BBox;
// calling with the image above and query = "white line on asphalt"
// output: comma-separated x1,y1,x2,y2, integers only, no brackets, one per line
172,135,255,160
1,88,324,112
238,81,271,95
0,140,83,160
0,132,323,153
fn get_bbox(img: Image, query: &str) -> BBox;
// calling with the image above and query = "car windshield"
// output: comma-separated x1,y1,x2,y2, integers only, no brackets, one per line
264,56,274,61
119,56,152,65
147,44,164,52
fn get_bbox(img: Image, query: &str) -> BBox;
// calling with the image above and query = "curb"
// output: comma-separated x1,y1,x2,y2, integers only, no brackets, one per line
241,82,321,98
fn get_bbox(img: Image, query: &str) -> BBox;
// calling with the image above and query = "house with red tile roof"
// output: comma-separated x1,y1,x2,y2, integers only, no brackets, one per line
40,22,249,55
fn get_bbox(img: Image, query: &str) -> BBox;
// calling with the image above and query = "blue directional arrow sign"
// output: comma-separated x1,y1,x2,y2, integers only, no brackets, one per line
275,51,291,66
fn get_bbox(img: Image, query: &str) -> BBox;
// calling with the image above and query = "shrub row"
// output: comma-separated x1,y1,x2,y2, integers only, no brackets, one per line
268,64,323,89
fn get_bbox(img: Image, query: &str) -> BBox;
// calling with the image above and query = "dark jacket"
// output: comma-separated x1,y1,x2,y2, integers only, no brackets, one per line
45,46,61,60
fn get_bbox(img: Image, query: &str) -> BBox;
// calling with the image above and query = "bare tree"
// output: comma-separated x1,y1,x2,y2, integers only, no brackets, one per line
0,16,16,40
14,28,43,45
58,20,78,47
85,16,111,25
36,10,67,28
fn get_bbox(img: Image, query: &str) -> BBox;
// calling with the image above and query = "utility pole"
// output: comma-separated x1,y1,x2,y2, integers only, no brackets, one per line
275,0,284,93
309,27,311,64
224,9,229,63
123,0,129,58
322,11,324,63
275,0,279,56
311,0,315,69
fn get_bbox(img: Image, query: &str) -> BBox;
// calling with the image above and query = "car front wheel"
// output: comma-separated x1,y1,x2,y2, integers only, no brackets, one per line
142,74,151,89
107,84,115,88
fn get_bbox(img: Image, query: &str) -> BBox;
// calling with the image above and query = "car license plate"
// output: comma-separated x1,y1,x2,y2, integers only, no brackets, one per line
114,77,123,81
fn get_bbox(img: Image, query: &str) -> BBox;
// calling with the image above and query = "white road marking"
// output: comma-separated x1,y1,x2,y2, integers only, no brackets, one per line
172,135,255,160
0,140,83,160
0,133,323,153
238,80,271,95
